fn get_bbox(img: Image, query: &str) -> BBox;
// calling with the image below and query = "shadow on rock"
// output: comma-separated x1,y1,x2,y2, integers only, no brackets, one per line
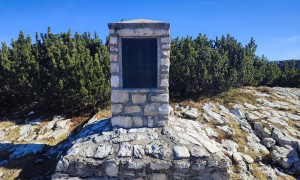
0,117,112,179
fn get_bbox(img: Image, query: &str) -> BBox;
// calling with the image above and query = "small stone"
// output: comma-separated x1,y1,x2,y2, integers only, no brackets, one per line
160,58,170,66
110,36,117,45
132,117,143,127
162,43,170,49
133,145,145,158
144,103,159,116
162,50,170,56
111,91,129,103
123,171,135,177
105,160,119,177
189,146,210,158
112,133,136,143
125,106,141,114
161,37,170,44
111,116,132,128
110,62,119,73
111,104,123,114
230,109,246,119
114,128,127,134
127,160,146,170
183,108,199,119
151,94,169,102
233,152,243,163
204,126,218,137
150,161,171,170
162,126,177,141
110,53,118,61
159,104,169,115
160,78,169,87
242,154,254,164
161,68,169,74
152,173,167,180
157,120,168,127
55,158,69,172
110,46,118,52
222,139,238,154
117,142,133,157
148,117,154,127
173,146,190,159
132,94,146,104
173,161,190,170
94,144,112,159
191,161,206,171
110,76,119,87
146,140,171,159
79,146,94,158
262,138,276,148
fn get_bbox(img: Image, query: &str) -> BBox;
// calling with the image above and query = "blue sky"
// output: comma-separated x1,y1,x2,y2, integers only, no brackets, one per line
0,0,299,60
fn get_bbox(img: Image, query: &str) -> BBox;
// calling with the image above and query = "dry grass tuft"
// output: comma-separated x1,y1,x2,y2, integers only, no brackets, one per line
211,88,258,109
95,108,112,119
0,167,21,180
252,164,267,180
256,86,274,94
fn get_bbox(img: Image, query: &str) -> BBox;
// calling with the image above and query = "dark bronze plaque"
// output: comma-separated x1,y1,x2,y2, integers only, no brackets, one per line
122,38,157,88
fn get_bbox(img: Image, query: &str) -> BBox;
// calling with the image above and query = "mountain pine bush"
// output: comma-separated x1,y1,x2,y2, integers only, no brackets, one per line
0,29,299,115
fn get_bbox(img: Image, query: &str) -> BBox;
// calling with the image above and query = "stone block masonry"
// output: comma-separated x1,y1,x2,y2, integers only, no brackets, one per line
52,117,231,179
108,19,170,128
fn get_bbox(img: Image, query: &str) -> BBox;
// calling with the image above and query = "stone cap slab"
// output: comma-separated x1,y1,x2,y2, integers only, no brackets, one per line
108,19,170,30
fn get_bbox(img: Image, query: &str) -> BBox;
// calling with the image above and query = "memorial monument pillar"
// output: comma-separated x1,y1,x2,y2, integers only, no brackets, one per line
108,19,170,128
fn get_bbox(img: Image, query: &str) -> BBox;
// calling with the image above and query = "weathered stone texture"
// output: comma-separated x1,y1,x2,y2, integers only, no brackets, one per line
111,116,132,128
110,76,119,88
110,53,118,61
111,91,129,103
111,104,123,114
110,62,119,74
125,106,141,114
109,19,170,128
132,94,146,104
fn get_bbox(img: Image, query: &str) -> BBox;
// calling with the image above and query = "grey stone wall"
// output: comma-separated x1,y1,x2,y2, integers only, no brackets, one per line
108,20,170,128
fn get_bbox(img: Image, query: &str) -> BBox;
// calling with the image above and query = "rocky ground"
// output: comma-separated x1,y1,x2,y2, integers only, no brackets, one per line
0,86,300,179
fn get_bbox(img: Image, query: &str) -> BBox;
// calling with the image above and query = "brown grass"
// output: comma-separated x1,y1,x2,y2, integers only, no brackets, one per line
252,164,267,180
0,167,21,180
95,108,112,119
6,126,20,142
256,86,274,94
0,121,15,130
211,88,258,109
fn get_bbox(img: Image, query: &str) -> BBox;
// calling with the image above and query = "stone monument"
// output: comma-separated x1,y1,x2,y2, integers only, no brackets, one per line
52,19,232,180
108,19,170,128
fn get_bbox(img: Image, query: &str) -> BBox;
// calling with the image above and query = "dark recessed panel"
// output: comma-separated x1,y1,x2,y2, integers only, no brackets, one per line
122,38,157,88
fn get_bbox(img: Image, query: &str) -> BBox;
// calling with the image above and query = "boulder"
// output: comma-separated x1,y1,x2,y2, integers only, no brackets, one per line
183,108,199,119
271,145,299,169
232,152,243,163
173,146,190,159
262,138,276,148
222,139,238,155
230,108,246,119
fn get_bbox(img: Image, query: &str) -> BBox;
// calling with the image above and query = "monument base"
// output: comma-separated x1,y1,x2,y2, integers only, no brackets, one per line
52,116,231,179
